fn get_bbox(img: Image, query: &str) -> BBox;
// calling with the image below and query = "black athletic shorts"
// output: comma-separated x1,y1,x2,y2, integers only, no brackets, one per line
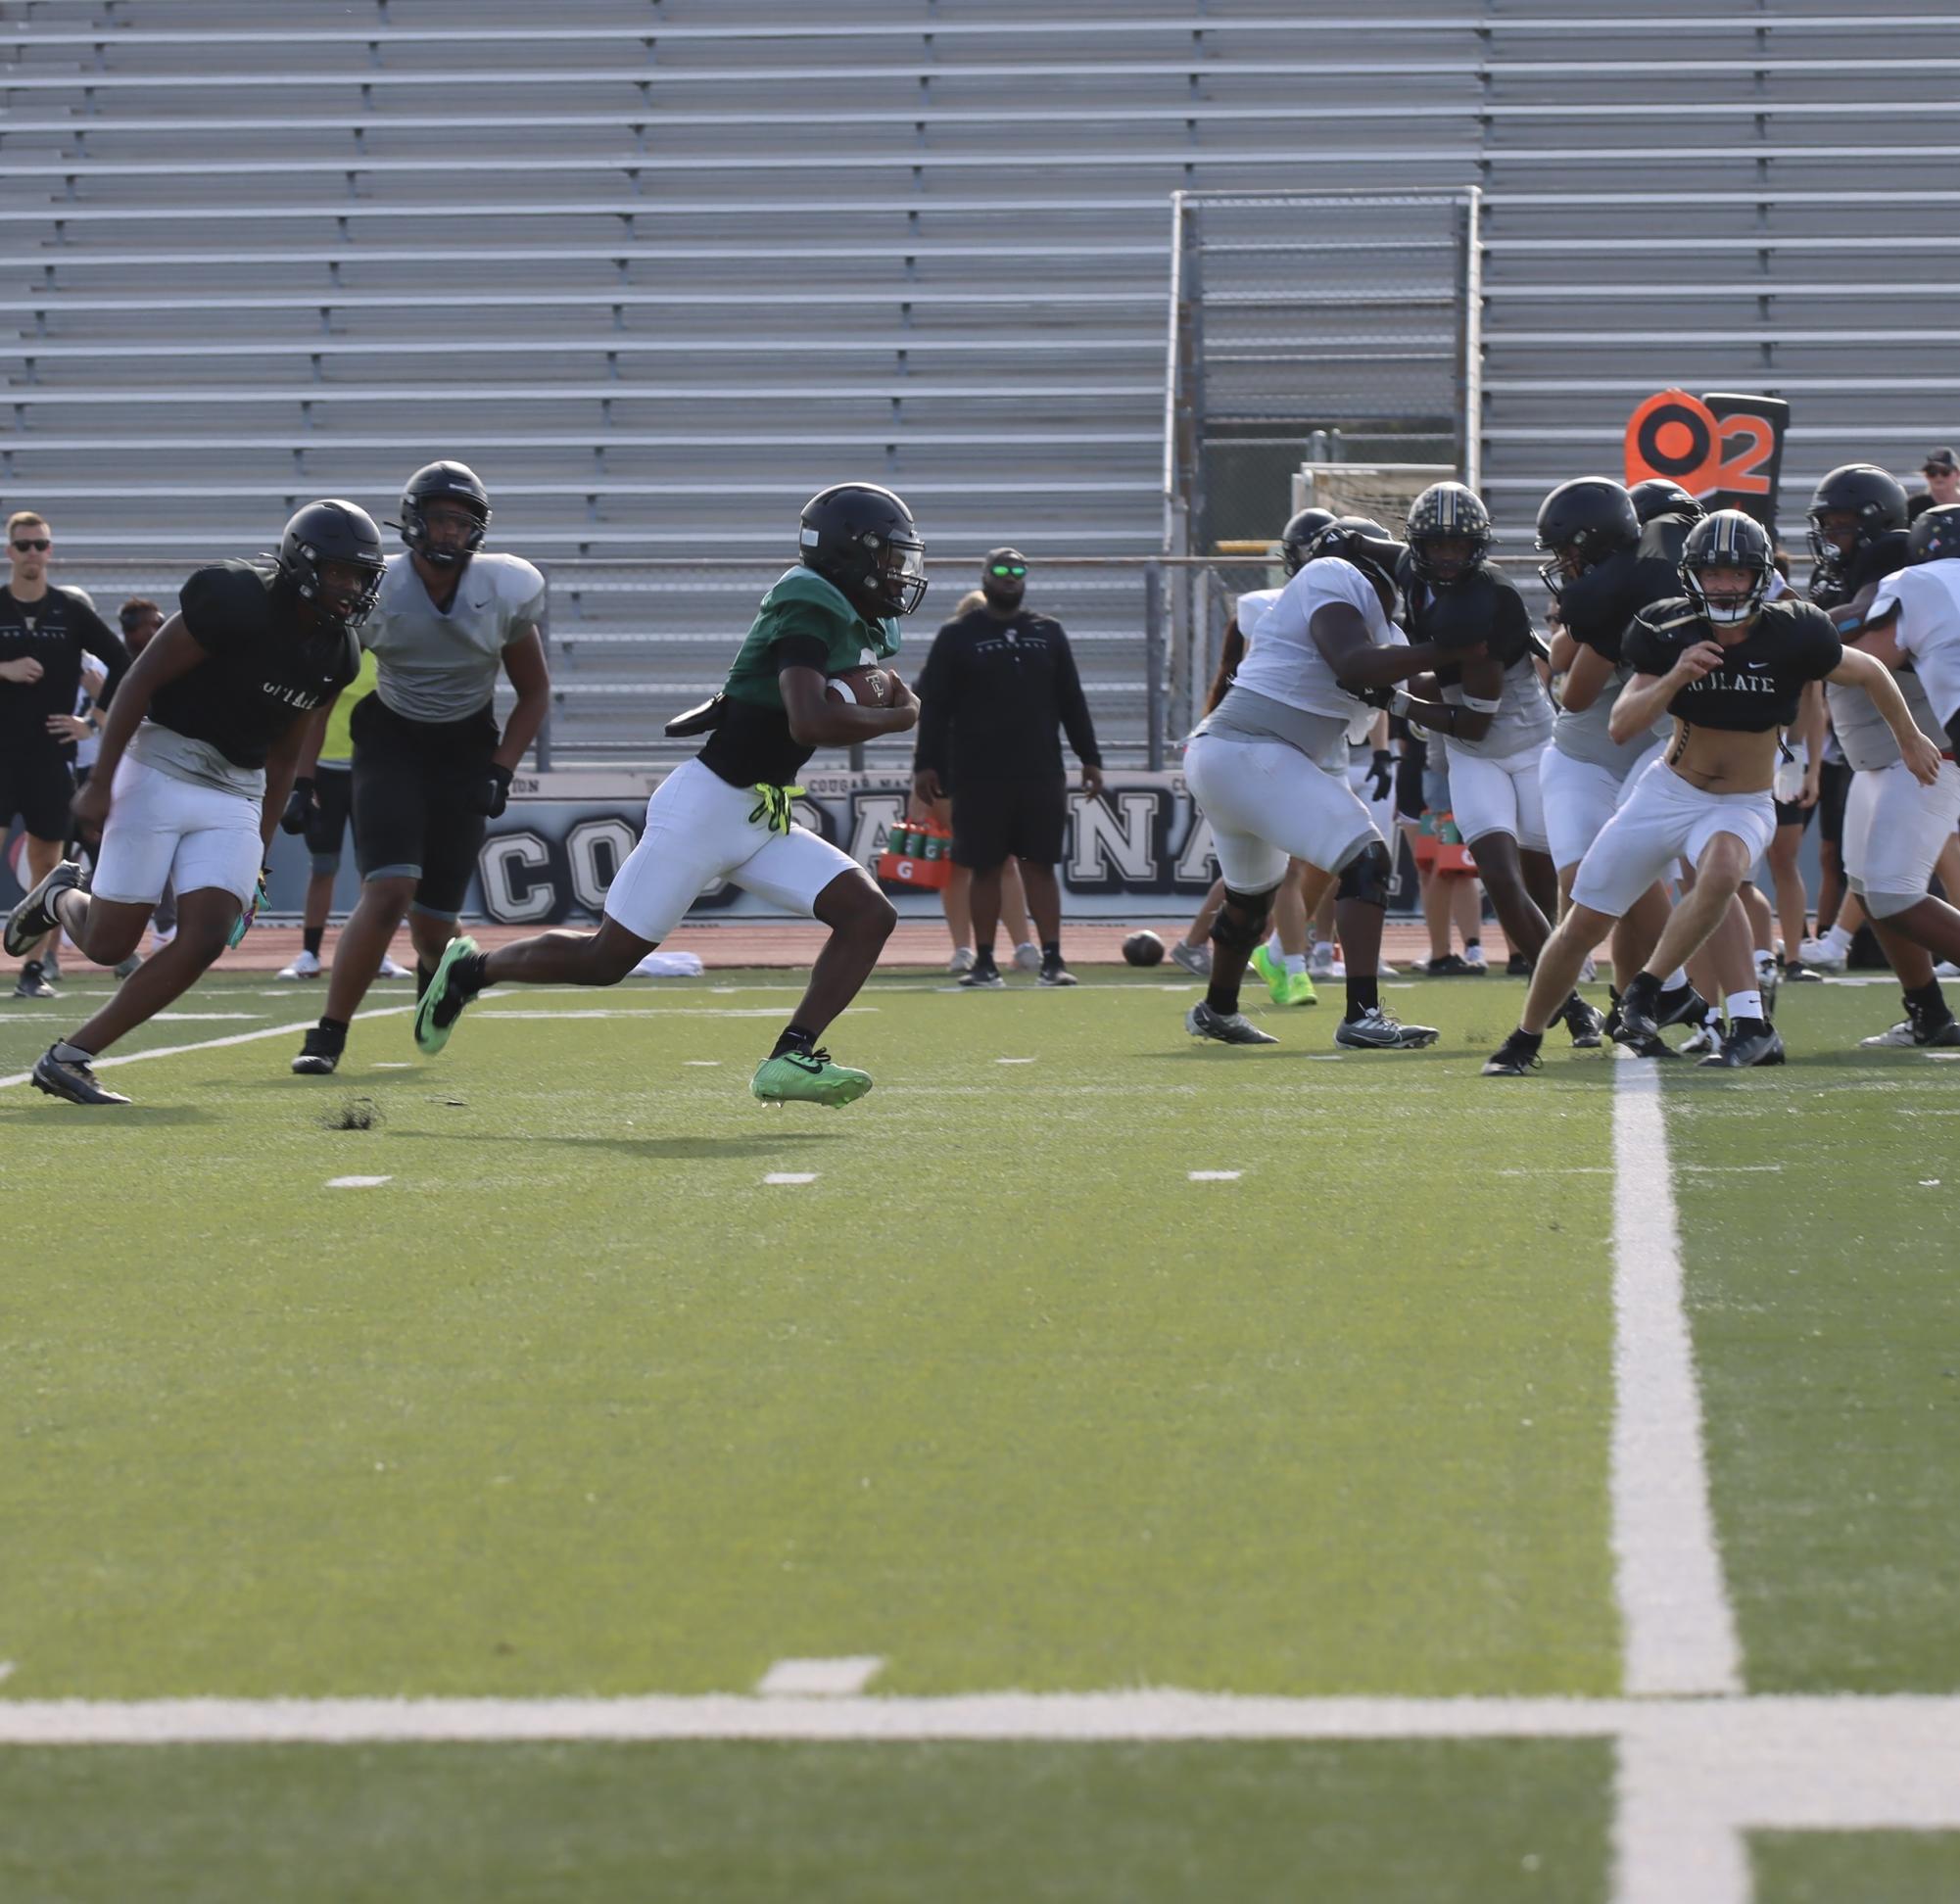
304,763,355,865
350,694,499,918
1773,782,1820,833
1815,759,1853,850
1395,734,1428,824
0,742,74,842
951,773,1068,870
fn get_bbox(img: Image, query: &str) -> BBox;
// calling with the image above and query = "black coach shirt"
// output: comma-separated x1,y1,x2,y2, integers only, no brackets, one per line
0,583,128,761
149,560,361,771
1623,595,1842,732
913,606,1101,785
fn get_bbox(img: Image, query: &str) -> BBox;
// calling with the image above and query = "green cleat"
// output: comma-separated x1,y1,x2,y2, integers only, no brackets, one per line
1251,943,1315,1007
750,1047,873,1108
414,933,481,1056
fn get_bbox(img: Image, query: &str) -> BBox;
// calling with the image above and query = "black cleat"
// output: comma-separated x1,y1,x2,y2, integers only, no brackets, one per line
1559,993,1606,1048
1614,976,1664,1044
1334,1006,1440,1050
292,1023,346,1075
957,961,1006,990
1419,952,1475,976
1185,1001,1278,1045
31,1043,129,1105
12,959,56,1000
1037,955,1077,988
1655,982,1708,1029
1782,959,1824,984
1506,951,1533,977
4,858,82,958
1697,1018,1786,1068
1482,1029,1544,1076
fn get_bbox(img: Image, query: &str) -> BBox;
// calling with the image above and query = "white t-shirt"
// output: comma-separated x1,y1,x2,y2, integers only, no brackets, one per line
1230,558,1404,740
1871,559,1960,730
1235,587,1282,647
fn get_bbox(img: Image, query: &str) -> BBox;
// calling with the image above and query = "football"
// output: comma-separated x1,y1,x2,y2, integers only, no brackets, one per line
825,664,894,706
1122,929,1167,967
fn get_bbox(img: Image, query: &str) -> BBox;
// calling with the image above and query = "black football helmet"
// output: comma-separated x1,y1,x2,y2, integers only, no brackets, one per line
798,482,928,617
1629,478,1704,527
1278,505,1338,577
396,460,492,569
1405,481,1493,588
1680,508,1776,626
1908,502,1960,566
1304,515,1406,595
1535,478,1641,596
278,499,385,629
1806,464,1908,575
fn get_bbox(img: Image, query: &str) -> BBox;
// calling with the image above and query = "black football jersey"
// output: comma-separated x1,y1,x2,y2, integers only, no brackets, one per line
1399,558,1536,681
149,559,361,770
1623,595,1841,732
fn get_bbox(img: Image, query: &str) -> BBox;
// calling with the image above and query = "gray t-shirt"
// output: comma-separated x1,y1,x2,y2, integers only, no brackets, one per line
1192,685,1351,771
1827,665,1944,773
1552,664,1672,775
363,549,545,724
1441,651,1554,761
128,718,265,797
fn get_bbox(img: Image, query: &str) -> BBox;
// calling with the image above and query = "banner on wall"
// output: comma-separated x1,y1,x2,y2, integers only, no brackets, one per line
1623,388,1791,532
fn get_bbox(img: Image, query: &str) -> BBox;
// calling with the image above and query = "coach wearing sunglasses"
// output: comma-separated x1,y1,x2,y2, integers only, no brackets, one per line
2,510,128,997
913,547,1103,988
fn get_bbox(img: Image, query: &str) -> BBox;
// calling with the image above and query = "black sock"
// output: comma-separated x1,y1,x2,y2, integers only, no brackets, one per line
317,1016,350,1043
415,962,436,1001
1041,939,1062,963
1905,978,1949,1021
1464,936,1481,952
972,947,998,972
303,927,323,957
451,952,489,998
1206,976,1241,1017
1346,975,1379,1019
771,1023,817,1060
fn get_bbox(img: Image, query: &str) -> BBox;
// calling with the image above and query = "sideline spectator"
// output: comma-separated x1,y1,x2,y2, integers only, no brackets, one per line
917,587,1039,976
1908,448,1959,523
912,547,1102,988
1,510,128,996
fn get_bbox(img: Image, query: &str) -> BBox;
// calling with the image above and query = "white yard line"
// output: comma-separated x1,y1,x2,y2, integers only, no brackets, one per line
1610,1061,1744,1700
762,1172,817,1186
756,1657,884,1697
0,1005,416,1091
326,1176,391,1190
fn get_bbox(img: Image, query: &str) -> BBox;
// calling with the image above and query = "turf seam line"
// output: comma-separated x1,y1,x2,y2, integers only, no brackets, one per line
1610,1061,1744,1700
755,1657,884,1697
0,1003,417,1091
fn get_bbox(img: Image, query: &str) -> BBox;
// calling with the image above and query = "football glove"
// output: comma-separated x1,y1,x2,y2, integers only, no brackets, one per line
226,869,270,950
279,775,316,834
1365,749,1395,801
465,763,514,820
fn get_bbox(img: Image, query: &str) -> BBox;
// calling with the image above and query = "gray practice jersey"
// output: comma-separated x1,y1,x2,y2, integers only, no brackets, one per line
1551,663,1673,775
363,550,545,724
1441,652,1554,760
1827,665,1945,772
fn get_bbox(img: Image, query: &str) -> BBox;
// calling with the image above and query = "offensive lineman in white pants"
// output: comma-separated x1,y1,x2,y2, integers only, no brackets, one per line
1833,503,1960,1045
1485,510,1939,1075
1391,481,1604,1048
1181,516,1444,1050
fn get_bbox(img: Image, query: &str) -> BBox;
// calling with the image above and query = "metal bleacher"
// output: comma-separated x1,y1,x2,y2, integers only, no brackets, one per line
3,0,1956,763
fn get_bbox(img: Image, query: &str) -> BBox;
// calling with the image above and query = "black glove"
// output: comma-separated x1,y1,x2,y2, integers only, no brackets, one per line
1366,748,1395,801
465,762,514,819
1342,680,1397,711
279,776,315,835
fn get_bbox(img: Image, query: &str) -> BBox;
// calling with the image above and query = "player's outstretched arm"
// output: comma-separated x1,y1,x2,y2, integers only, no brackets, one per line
1829,647,1942,785
1310,601,1459,690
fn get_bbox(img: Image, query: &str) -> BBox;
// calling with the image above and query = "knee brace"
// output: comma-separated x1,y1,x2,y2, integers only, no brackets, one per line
1335,839,1395,909
1210,882,1280,955
309,850,342,880
1865,886,1925,921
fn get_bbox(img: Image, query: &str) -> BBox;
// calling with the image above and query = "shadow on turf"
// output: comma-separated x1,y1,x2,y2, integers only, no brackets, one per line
383,1127,847,1162
0,1102,216,1125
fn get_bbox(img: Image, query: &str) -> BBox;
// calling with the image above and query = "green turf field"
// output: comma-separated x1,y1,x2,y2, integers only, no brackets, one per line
1,966,1955,1900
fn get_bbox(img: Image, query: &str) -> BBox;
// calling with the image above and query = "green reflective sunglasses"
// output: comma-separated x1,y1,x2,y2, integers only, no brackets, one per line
989,563,1028,578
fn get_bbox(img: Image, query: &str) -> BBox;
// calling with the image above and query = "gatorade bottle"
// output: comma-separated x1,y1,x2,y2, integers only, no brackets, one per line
921,824,944,865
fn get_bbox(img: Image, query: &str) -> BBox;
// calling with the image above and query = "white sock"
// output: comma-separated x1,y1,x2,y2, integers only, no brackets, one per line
1665,968,1690,992
1266,930,1284,959
1823,923,1854,956
1282,952,1307,976
1727,988,1765,1023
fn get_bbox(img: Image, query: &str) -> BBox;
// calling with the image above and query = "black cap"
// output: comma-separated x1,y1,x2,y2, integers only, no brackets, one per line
983,546,1028,573
1924,447,1957,473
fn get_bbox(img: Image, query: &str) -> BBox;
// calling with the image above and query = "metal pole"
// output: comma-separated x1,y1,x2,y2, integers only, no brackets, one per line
1144,560,1166,771
1458,185,1485,493
534,564,553,772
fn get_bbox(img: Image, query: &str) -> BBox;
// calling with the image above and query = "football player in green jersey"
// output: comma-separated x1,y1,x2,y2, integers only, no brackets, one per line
415,484,926,1108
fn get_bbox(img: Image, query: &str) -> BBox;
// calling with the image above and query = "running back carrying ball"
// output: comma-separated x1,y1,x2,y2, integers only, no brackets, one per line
825,663,893,707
